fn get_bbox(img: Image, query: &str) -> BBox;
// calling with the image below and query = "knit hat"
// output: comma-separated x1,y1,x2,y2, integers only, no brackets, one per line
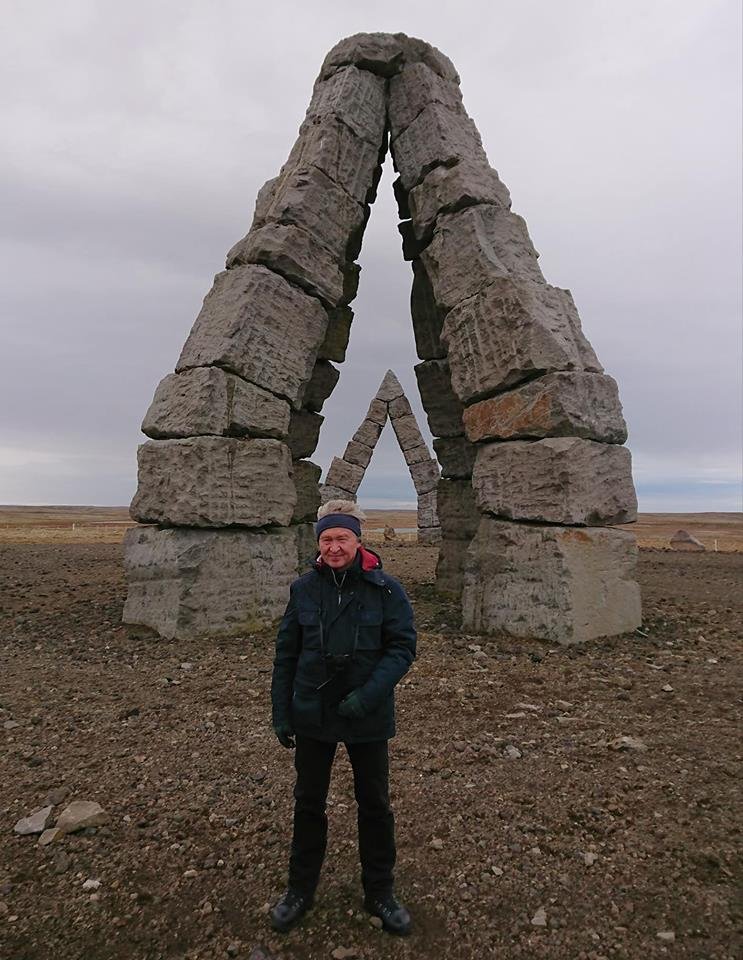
315,513,362,540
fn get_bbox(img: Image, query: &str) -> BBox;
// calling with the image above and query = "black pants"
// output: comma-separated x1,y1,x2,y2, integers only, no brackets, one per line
288,736,396,898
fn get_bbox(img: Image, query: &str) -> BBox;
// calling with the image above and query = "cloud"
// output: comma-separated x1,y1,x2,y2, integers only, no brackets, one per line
0,0,740,510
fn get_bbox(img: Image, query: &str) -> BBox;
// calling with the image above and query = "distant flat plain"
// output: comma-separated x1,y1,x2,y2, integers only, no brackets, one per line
0,505,741,550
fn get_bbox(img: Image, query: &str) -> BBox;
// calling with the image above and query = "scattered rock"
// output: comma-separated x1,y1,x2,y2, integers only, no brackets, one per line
504,745,522,760
369,915,383,929
82,879,101,891
430,837,444,850
531,906,548,926
331,948,358,959
38,828,64,846
607,736,647,752
55,801,109,834
583,852,598,866
13,805,54,836
657,930,676,942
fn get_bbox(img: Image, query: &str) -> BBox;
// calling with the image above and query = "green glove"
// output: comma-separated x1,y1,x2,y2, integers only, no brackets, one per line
337,690,366,720
273,723,295,749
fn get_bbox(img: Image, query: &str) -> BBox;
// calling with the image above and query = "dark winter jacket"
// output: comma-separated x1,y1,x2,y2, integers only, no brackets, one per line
271,547,417,743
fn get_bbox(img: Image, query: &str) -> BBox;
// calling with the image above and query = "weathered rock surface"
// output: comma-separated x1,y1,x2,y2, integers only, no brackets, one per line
410,458,440,495
417,489,438,528
14,806,54,836
388,395,413,419
353,418,384,447
325,456,365,494
437,479,479,538
287,409,323,459
391,102,487,191
285,116,382,204
142,368,290,441
123,525,299,639
402,443,432,466
422,204,544,312
365,397,388,425
442,278,602,403
408,161,512,241
376,369,405,402
343,439,374,469
472,438,637,526
414,359,464,437
432,436,477,478
319,32,458,84
418,525,442,544
319,483,356,504
306,66,387,146
55,801,109,834
391,414,426,451
410,259,446,360
670,529,706,551
435,537,472,596
463,372,627,443
388,61,464,140
299,360,340,412
176,265,327,405
252,165,366,261
226,222,348,308
130,438,296,527
292,460,322,523
318,306,353,362
462,518,641,643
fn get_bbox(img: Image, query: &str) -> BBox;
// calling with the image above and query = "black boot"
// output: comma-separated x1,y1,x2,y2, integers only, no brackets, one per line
363,892,411,936
269,888,314,933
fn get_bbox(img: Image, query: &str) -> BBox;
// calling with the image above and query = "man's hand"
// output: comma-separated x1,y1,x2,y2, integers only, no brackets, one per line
273,723,295,749
337,690,366,720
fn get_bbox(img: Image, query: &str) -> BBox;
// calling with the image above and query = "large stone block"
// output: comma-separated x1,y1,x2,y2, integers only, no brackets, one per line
437,479,479,539
130,438,296,527
325,456,365,493
402,443,431,466
226,222,348,309
343,439,374,469
253,165,366,261
391,102,487,190
296,522,319,569
319,33,458,83
408,161,511,242
298,360,340,412
462,372,628,444
320,483,356,504
176,265,327,405
391,414,425,451
306,66,386,146
414,359,464,437
410,458,440,495
418,526,442,545
365,397,388,425
462,518,641,644
376,369,405,402
472,438,637,526
410,259,446,360
142,367,290,441
287,409,324,459
442,278,602,403
388,395,413,420
432,436,477,479
353,417,384,447
285,116,383,204
417,489,438,528
388,61,464,140
435,537,471,596
421,205,544,313
122,525,298,640
318,306,353,362
292,460,322,523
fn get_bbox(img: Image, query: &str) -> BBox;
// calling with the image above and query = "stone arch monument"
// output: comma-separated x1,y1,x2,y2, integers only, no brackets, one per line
123,32,640,644
321,369,442,543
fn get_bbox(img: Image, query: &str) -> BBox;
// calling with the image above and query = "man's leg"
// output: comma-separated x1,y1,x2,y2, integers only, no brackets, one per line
288,735,337,895
345,739,395,897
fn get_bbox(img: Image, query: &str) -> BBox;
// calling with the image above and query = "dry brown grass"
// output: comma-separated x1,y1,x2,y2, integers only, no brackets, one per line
1,506,740,551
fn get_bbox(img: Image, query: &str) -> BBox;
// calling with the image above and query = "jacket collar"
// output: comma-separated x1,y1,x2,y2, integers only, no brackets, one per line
312,546,386,586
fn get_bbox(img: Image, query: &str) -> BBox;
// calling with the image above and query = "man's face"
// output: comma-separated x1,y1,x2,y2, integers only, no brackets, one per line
318,527,360,571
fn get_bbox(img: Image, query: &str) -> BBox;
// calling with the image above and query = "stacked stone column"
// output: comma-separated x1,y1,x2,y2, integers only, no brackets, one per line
124,53,390,639
322,370,441,543
386,46,640,643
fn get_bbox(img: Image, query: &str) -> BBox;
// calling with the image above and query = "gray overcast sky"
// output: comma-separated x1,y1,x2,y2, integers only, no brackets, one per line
1,0,741,511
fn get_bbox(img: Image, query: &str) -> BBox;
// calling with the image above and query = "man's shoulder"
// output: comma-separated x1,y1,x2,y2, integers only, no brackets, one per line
290,570,320,595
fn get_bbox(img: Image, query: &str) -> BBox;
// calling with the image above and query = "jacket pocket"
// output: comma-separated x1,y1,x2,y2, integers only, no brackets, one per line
356,607,383,651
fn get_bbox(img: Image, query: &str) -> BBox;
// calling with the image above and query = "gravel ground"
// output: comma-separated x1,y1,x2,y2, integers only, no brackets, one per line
0,542,741,960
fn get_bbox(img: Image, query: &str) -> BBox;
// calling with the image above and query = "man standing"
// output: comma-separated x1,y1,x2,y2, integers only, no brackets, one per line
269,500,417,936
